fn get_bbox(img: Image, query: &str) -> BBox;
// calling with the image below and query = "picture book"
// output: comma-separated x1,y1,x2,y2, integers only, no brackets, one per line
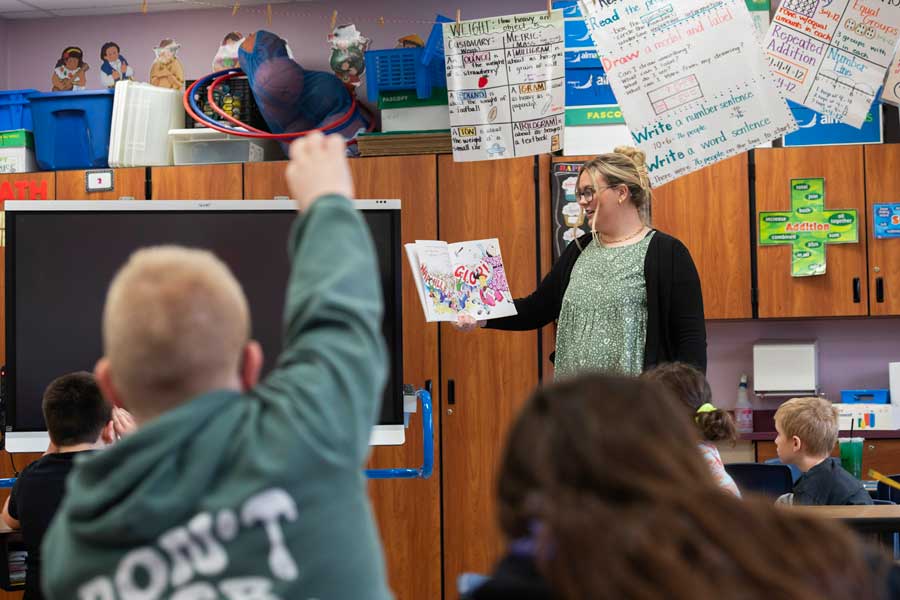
404,238,517,322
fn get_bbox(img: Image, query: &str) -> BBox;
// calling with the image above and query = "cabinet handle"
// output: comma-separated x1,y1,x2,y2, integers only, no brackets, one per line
448,379,456,405
853,278,861,303
876,277,884,303
425,379,433,394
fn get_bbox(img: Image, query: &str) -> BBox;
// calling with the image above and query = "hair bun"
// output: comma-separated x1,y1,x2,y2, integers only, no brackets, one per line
613,145,650,189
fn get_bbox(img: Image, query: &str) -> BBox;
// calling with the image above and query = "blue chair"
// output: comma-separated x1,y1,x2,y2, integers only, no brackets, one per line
724,463,794,498
458,573,488,597
763,457,803,483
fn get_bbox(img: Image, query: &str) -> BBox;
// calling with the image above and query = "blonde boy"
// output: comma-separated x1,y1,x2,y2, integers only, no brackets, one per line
774,397,871,505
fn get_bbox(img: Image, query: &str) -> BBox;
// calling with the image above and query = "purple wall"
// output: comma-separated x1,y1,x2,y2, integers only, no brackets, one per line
706,318,900,410
2,0,531,93
0,19,8,89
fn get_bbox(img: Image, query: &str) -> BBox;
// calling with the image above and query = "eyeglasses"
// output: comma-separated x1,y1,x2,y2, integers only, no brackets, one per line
575,185,617,202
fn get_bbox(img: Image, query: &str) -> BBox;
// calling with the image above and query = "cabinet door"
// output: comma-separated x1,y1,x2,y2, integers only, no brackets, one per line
439,155,541,598
56,168,146,200
653,154,752,319
151,165,243,199
244,162,289,199
755,146,868,318
0,173,55,202
351,156,442,600
864,145,900,316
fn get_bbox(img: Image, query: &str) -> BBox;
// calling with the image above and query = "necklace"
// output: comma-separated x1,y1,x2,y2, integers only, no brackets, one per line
596,224,646,246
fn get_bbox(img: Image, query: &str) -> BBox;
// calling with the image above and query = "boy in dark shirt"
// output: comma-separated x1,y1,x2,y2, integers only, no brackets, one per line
0,372,132,600
773,396,871,506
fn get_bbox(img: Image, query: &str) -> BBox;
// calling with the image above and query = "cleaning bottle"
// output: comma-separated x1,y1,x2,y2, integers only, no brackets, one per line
735,374,753,433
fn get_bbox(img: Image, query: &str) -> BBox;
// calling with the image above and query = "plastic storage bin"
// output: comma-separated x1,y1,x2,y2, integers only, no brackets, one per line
365,15,451,102
0,89,38,131
169,128,269,165
185,76,268,131
108,81,183,167
28,89,115,170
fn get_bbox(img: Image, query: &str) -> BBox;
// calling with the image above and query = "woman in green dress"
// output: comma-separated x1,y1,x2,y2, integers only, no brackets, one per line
457,147,706,377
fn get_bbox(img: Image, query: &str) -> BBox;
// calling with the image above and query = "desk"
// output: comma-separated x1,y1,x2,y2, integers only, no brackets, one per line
790,505,900,535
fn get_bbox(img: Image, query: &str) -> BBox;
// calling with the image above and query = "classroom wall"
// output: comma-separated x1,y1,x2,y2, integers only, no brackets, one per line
0,19,8,89
1,0,533,93
706,318,900,411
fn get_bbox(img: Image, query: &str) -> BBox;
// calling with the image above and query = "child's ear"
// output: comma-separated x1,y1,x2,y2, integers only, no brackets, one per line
791,435,803,452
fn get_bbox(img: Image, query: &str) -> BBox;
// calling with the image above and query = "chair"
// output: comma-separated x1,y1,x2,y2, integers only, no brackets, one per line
457,573,489,597
724,463,794,498
763,457,803,483
876,474,900,503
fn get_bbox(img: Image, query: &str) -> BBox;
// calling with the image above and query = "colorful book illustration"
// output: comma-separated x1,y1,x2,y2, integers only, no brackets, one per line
405,238,517,322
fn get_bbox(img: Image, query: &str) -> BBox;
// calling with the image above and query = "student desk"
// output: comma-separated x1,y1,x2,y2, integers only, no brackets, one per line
789,505,900,535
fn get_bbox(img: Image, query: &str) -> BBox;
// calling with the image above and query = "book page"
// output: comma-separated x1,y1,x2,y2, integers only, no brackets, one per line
412,240,459,322
447,238,518,320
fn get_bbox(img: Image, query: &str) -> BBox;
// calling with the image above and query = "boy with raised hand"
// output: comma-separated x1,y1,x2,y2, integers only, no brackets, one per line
42,132,393,599
774,396,872,506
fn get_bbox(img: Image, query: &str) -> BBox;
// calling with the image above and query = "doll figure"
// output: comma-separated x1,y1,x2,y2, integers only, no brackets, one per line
213,32,244,71
328,24,370,89
150,39,185,90
99,42,134,88
52,47,90,91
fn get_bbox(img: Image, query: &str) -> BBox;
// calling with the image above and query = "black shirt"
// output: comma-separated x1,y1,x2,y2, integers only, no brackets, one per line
8,451,92,600
792,457,873,506
485,230,707,372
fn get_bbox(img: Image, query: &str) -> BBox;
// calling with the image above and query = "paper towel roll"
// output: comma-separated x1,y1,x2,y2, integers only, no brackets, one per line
891,362,900,404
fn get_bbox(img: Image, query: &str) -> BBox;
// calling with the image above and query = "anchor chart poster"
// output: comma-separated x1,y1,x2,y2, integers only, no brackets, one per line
763,0,900,127
444,11,566,161
578,0,796,186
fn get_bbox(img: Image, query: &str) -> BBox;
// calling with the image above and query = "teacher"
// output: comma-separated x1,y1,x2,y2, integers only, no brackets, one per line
458,147,707,377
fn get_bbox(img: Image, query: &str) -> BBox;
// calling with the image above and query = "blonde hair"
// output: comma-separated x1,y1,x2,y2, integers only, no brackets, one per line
102,246,250,418
578,146,652,211
774,397,839,457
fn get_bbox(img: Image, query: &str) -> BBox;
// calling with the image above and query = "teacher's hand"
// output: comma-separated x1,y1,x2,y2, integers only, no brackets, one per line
454,314,486,332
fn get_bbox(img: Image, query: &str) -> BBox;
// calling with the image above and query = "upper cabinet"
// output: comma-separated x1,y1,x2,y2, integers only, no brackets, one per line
151,164,243,200
0,172,55,202
755,146,868,318
56,168,146,200
653,154,752,319
864,145,900,317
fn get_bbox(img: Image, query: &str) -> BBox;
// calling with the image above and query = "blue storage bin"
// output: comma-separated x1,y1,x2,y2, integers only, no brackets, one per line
365,15,449,103
27,89,115,171
0,89,38,131
841,389,891,404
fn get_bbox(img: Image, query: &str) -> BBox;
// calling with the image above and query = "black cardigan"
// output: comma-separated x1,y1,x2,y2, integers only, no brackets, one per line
487,230,707,372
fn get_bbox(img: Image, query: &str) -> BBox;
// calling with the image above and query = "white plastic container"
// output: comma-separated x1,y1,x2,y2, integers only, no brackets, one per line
169,128,270,165
108,81,183,167
735,373,754,433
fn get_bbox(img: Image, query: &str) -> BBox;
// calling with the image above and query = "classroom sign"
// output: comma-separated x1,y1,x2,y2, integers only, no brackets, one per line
882,48,900,106
759,178,859,277
552,162,590,260
763,0,900,128
783,100,883,146
443,11,566,162
577,0,796,186
874,203,900,239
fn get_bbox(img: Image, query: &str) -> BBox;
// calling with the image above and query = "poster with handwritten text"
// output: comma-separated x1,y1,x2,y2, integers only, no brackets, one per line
443,11,565,161
578,0,796,186
883,47,900,106
763,0,900,127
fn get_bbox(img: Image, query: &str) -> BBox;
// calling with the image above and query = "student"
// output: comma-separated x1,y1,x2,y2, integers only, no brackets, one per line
468,374,887,599
642,362,741,496
774,396,872,506
41,132,393,599
1,372,133,600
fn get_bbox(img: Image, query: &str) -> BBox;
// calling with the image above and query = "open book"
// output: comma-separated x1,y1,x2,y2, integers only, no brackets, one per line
405,238,518,322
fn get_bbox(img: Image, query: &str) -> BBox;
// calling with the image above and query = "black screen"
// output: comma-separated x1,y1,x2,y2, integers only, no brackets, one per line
5,208,403,430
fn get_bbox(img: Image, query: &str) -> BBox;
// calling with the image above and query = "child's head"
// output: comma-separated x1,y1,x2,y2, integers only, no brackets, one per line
101,42,120,62
42,372,112,447
774,396,838,464
494,374,882,599
641,362,737,443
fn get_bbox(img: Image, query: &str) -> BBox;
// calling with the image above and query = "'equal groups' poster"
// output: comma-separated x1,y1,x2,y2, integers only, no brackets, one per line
578,0,797,186
444,11,566,161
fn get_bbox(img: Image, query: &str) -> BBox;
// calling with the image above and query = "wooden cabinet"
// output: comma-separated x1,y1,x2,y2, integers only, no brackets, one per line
757,438,900,477
864,145,900,316
55,168,146,200
350,156,442,600
244,162,289,199
755,146,868,318
653,154,752,319
438,155,543,598
151,165,243,199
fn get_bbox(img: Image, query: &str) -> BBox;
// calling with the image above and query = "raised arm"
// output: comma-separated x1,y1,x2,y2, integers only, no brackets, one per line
251,133,387,466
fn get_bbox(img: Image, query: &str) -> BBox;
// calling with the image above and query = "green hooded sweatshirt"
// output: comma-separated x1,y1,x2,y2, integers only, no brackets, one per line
41,195,393,600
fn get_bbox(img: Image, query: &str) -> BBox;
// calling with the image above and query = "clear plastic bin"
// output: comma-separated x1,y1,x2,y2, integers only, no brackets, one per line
169,128,266,165
109,81,183,167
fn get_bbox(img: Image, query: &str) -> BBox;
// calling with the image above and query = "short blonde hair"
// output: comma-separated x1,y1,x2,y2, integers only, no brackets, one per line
774,397,839,456
102,246,250,416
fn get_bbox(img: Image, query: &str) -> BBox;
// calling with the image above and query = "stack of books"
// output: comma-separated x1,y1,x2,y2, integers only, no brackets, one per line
357,130,452,157
380,88,450,133
8,550,26,587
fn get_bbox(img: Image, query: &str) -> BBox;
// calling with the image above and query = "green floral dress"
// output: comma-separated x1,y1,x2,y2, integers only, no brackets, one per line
554,232,654,379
